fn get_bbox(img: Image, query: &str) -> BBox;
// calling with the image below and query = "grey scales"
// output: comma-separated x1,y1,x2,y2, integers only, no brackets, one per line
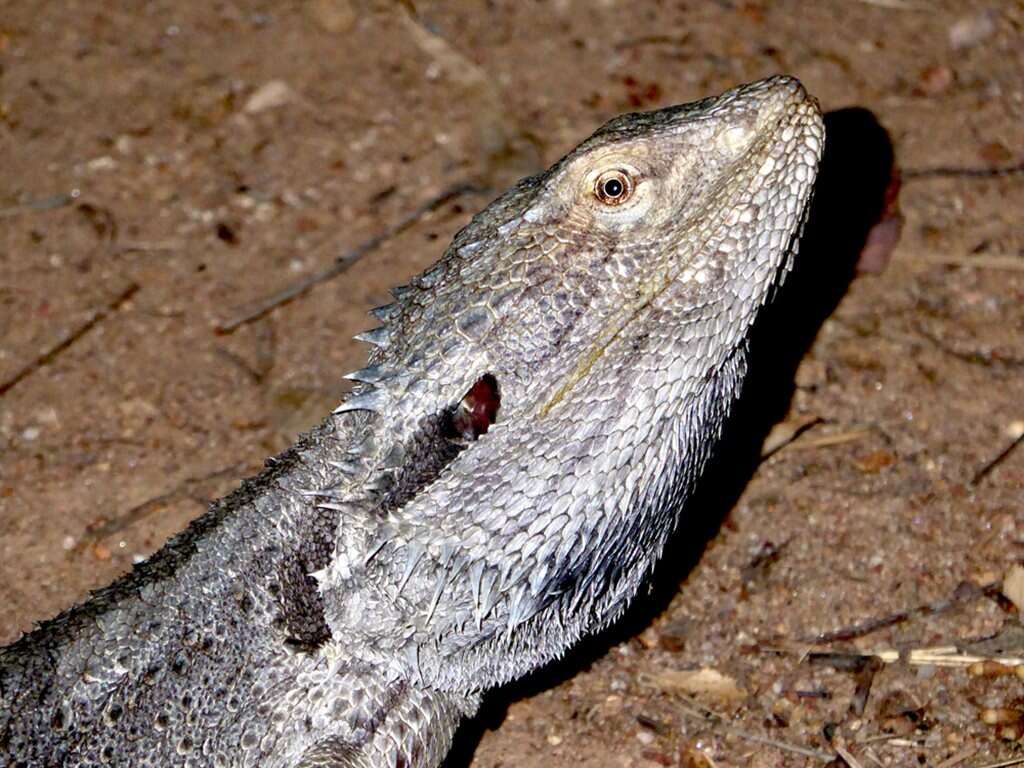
0,75,824,767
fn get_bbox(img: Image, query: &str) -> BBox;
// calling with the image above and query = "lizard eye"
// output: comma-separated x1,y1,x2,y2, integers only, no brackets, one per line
594,169,634,206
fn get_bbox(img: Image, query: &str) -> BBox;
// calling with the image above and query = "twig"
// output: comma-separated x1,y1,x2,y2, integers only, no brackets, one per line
214,346,267,385
804,651,882,714
861,747,887,768
888,648,1024,668
835,744,865,768
810,646,1024,669
760,415,823,459
0,282,139,397
905,253,1024,271
675,697,834,761
855,0,929,9
968,758,1024,768
739,733,834,762
887,738,929,748
114,239,183,254
809,611,911,644
215,183,481,333
912,322,1024,369
788,428,872,451
614,33,691,50
971,432,1024,485
934,747,978,768
0,190,79,218
72,464,243,552
850,656,884,716
904,162,1024,180
858,733,902,745
806,581,999,643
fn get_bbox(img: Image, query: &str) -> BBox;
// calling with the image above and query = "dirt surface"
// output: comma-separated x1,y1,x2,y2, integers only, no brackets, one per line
2,1,1023,766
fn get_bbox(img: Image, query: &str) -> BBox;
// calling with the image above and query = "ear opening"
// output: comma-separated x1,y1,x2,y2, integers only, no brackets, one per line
442,373,501,443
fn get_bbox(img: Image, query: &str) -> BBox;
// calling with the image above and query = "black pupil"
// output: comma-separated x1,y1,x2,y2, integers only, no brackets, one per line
603,178,623,197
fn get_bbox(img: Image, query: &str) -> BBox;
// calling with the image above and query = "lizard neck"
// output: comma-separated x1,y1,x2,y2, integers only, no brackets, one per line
0,420,362,764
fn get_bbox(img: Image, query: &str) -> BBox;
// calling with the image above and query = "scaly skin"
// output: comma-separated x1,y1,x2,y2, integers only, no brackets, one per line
0,76,823,767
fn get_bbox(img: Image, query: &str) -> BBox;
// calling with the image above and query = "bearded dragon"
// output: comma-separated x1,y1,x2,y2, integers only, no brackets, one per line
0,75,824,767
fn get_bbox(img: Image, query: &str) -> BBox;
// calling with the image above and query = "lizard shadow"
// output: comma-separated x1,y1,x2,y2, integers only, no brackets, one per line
444,107,897,766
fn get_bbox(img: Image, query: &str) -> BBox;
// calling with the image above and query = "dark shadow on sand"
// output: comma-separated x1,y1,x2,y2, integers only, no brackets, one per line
444,107,897,767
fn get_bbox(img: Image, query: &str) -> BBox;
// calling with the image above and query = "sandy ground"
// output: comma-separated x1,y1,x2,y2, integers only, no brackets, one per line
1,1,1023,766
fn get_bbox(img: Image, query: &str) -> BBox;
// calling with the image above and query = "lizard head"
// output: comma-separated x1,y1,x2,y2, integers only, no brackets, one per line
509,74,824,418
319,76,823,690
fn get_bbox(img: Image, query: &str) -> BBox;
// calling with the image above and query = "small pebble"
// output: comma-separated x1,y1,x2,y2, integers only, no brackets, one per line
657,617,693,652
636,730,655,746
996,723,1022,741
244,80,297,114
854,449,896,473
915,65,954,96
36,407,59,426
86,156,117,172
949,10,997,49
640,750,672,766
307,0,356,34
980,707,1020,725
1003,564,1024,613
979,141,1014,166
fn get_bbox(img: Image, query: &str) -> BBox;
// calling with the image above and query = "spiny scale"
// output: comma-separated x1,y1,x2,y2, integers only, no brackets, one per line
353,327,391,347
396,544,425,594
369,302,401,322
327,458,363,476
333,389,388,414
343,365,394,384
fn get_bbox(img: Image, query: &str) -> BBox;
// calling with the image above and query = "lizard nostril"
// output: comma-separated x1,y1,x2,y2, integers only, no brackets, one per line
444,374,501,442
